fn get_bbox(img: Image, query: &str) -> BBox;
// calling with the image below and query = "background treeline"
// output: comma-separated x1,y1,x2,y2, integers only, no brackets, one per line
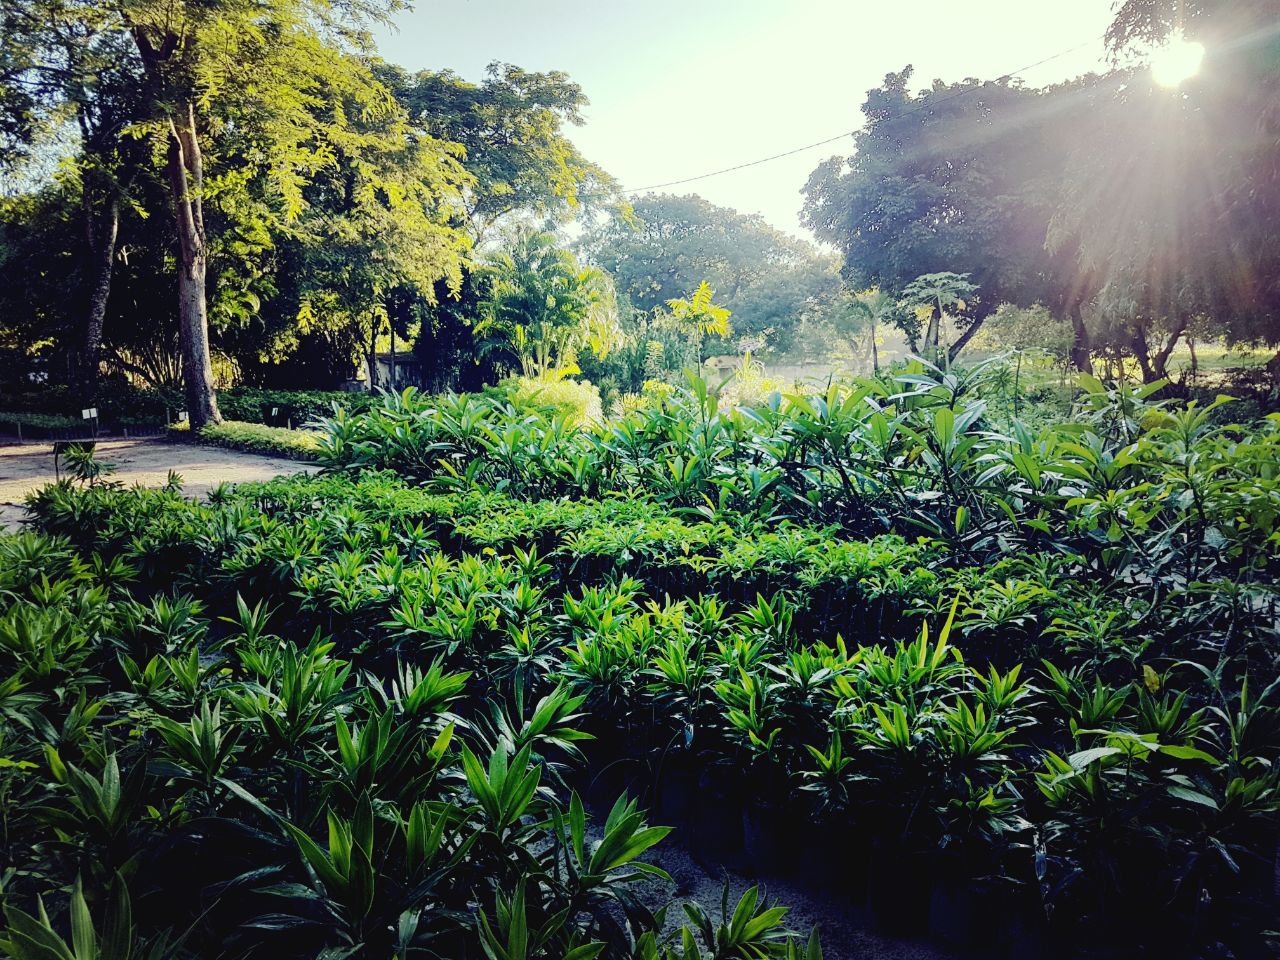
0,0,846,424
2,0,1279,428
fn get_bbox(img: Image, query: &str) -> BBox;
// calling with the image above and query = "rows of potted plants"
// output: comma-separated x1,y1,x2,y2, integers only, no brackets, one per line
315,365,1280,593
9,365,1280,957
0,528,827,958
18,457,1280,957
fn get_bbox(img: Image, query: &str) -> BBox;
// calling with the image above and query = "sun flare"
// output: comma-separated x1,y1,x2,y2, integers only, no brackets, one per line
1150,32,1205,87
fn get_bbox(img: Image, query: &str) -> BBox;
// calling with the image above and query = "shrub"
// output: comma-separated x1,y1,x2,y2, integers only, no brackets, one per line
4,481,823,959
196,420,322,460
319,363,1280,592
505,375,603,425
16,467,1280,957
716,353,785,409
216,387,377,425
15,362,1280,959
0,410,81,429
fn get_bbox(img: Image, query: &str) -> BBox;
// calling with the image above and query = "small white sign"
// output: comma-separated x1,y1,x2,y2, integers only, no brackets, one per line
271,407,279,417
81,408,98,419
177,411,189,423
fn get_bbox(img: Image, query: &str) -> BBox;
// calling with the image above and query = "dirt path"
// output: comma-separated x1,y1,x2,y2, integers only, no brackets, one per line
0,439,317,530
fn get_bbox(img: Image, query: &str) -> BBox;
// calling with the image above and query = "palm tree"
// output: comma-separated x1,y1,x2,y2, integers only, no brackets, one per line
902,272,976,365
482,228,621,378
666,281,731,364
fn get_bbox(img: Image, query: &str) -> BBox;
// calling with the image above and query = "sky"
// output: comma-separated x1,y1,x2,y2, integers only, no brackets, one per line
372,1,1119,241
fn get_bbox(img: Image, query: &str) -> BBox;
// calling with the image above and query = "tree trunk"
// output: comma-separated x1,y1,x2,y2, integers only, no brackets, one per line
947,315,986,365
389,318,396,388
1131,327,1157,383
1267,348,1280,387
81,195,119,402
923,308,939,358
165,103,221,429
1069,300,1093,374
1150,316,1189,382
367,320,379,391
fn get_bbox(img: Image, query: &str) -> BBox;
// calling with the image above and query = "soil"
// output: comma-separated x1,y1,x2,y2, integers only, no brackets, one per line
0,438,317,530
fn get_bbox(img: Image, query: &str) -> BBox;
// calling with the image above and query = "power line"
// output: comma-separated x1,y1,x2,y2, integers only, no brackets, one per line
617,35,1105,196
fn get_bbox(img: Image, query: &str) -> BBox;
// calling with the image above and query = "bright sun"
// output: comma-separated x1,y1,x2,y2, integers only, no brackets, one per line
1150,32,1205,87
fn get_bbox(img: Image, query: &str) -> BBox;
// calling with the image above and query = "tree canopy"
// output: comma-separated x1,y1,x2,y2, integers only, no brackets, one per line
380,62,623,243
3,0,1280,407
0,16,628,404
803,1,1280,377
581,193,841,354
801,69,1090,364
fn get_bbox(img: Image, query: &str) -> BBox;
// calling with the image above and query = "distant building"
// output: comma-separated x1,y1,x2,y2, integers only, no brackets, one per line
345,352,423,392
704,354,739,371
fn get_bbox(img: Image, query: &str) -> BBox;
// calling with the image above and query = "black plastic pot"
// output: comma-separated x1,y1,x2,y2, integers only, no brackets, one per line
789,816,871,902
690,765,745,862
653,751,699,827
865,841,936,934
927,867,1014,948
998,909,1055,960
583,753,638,810
740,799,800,874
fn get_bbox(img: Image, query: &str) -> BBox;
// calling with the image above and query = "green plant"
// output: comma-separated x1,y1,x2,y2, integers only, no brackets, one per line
195,421,322,460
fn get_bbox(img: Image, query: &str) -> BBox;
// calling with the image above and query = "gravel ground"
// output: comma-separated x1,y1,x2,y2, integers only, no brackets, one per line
641,830,977,960
577,786,976,960
0,438,317,529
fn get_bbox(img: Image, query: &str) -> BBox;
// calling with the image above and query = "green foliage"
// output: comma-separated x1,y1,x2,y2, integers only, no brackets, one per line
828,287,903,374
0,411,83,430
665,281,732,364
477,228,622,380
803,70,1073,359
803,26,1280,377
193,421,322,460
10,372,1280,953
505,377,603,427
0,519,829,958
314,366,1280,591
976,304,1075,362
380,62,623,242
215,389,377,426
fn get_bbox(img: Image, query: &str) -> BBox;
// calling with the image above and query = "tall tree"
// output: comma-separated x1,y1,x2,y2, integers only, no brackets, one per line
0,188,82,388
0,0,148,398
479,227,620,379
381,62,622,244
901,271,977,363
1047,0,1280,379
266,54,471,389
117,0,422,426
802,68,1084,366
666,281,731,365
839,287,905,374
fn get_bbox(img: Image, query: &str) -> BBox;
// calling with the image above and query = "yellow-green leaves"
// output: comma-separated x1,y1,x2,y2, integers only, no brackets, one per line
666,281,732,339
